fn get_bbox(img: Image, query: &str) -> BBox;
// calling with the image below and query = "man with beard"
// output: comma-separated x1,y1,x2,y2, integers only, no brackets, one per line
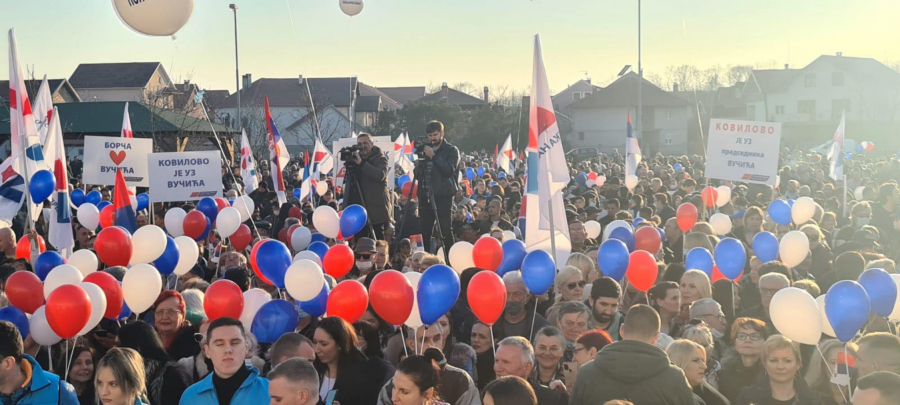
587,277,625,341
494,271,548,341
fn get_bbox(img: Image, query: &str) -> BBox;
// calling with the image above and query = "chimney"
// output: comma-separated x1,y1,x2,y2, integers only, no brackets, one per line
784,64,790,70
483,86,489,102
441,82,449,97
298,74,304,85
673,82,679,92
586,77,591,84
242,73,252,91
836,51,843,57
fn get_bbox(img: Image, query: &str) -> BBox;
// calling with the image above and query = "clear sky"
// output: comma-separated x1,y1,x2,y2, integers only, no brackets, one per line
3,0,900,95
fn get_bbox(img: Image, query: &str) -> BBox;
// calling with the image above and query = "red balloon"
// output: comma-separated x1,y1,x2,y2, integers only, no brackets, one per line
326,280,369,323
467,271,507,325
472,237,503,271
205,280,244,321
84,271,124,319
95,227,133,267
287,224,301,242
6,271,44,314
250,239,274,285
45,284,91,339
323,244,354,279
711,265,743,283
369,270,414,325
183,210,208,240
99,205,115,228
289,206,303,220
15,235,46,260
701,186,718,208
230,224,252,251
626,250,658,292
278,228,289,244
588,172,598,181
215,198,229,212
401,182,418,200
676,203,698,232
634,226,662,254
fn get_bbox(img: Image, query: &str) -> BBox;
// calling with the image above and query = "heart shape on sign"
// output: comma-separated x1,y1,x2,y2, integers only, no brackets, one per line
110,150,127,166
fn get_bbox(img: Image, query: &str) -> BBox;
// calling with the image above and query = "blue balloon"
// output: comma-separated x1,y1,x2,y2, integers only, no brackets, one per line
521,250,556,295
609,227,635,252
497,172,506,179
752,232,779,263
136,193,150,212
299,283,329,318
715,238,746,280
118,300,132,320
845,152,852,159
465,167,475,180
767,200,792,226
307,241,330,261
197,197,219,223
96,201,112,212
28,170,55,203
657,227,666,243
252,300,300,343
194,217,211,241
71,189,85,207
477,167,485,177
417,264,460,325
340,205,368,237
489,181,497,187
397,174,411,188
674,163,683,171
497,239,527,276
153,236,180,275
857,144,864,152
257,240,292,288
633,217,645,227
34,251,66,281
597,239,629,281
85,190,102,206
686,247,714,277
0,307,29,338
576,173,588,186
310,233,327,243
826,281,871,342
293,188,301,200
858,268,898,318
787,199,795,208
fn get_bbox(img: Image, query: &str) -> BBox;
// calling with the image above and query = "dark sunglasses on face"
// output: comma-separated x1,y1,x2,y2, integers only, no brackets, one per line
356,253,372,260
567,281,587,290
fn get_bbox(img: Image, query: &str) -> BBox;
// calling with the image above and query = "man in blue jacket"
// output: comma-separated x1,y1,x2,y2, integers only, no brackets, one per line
0,321,78,405
179,317,269,404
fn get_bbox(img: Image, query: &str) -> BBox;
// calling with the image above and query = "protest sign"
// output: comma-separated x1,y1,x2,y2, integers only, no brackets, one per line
83,136,152,187
148,151,222,202
705,119,782,185
332,136,394,188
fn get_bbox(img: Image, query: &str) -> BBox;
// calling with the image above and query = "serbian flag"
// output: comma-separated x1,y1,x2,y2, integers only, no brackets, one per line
300,152,312,202
113,168,137,233
44,107,74,256
625,111,642,185
265,97,289,205
497,134,515,174
33,75,53,145
240,129,259,193
524,34,571,265
827,110,845,181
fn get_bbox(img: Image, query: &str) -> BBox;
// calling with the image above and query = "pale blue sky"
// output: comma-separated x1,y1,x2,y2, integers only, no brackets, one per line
3,0,899,94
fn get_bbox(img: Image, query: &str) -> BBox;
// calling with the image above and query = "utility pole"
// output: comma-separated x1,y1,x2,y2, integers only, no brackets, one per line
637,0,643,149
230,4,241,130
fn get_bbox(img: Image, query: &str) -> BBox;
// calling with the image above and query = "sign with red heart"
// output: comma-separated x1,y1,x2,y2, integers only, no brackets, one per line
109,150,127,166
83,136,153,187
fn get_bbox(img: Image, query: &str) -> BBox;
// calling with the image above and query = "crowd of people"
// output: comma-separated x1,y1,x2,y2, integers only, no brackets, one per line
1,121,900,405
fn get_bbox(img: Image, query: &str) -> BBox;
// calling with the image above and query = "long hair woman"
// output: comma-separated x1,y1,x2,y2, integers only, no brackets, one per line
804,339,855,405
95,347,148,405
314,316,395,404
735,335,818,405
390,352,443,405
117,320,191,405
667,339,728,405
648,281,681,336
67,346,96,405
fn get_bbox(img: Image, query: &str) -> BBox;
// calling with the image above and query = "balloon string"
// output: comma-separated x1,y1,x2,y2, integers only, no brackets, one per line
64,340,70,382
420,326,427,356
845,342,854,399
816,345,847,403
413,328,418,356
46,346,52,373
490,325,496,356
399,327,408,358
529,302,537,340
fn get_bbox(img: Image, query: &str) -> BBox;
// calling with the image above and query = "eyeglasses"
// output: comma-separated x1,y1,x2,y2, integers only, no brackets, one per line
736,332,763,341
193,333,204,343
573,346,587,354
155,309,182,318
700,313,727,324
567,281,587,290
759,287,782,296
355,253,372,260
509,291,528,301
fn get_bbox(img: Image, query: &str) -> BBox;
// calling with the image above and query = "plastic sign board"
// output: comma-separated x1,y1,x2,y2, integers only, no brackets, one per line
83,135,152,186
148,151,223,202
705,119,782,185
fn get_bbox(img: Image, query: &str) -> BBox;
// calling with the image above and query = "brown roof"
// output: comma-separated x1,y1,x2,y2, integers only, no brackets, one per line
569,72,689,109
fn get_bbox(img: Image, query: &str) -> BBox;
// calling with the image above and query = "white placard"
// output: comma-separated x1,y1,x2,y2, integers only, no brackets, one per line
332,136,394,188
82,136,153,186
148,151,223,202
705,119,782,185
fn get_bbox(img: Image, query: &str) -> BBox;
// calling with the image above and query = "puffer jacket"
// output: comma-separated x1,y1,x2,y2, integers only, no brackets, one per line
178,366,269,405
0,355,79,405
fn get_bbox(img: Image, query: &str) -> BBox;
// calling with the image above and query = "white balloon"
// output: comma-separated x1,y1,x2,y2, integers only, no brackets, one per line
216,207,242,238
28,306,62,346
769,287,822,345
291,226,313,251
77,282,108,336
709,213,733,236
625,175,638,190
173,236,199,276
791,197,816,225
293,251,323,267
889,274,900,321
854,186,865,201
44,265,84,299
715,186,732,207
165,208,187,237
239,289,272,330
130,225,167,265
816,295,837,337
233,196,255,223
315,181,329,196
77,204,100,230
584,220,602,240
596,175,606,188
404,272,423,329
603,220,633,241
68,249,99,277
585,179,596,188
779,231,810,268
448,241,475,273
112,0,194,37
339,0,364,16
502,230,517,242
285,260,326,302
312,206,340,239
123,263,162,314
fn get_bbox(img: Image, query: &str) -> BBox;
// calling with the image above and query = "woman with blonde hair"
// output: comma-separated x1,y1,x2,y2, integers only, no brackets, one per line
684,233,715,253
735,335,819,405
679,270,712,320
567,252,599,300
667,339,728,405
804,339,855,404
95,347,148,405
545,266,585,325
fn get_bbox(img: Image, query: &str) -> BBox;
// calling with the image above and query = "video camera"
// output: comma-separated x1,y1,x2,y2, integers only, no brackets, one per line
338,145,362,162
415,137,429,160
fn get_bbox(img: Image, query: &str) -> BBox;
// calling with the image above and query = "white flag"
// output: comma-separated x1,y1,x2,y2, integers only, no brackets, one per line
240,129,260,193
827,110,845,181
44,107,74,256
33,75,53,145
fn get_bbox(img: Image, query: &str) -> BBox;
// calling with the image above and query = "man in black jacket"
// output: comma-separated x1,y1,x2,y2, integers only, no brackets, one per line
344,132,392,240
417,121,460,260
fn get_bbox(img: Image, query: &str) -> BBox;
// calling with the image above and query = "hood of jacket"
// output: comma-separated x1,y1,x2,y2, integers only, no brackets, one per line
592,339,674,384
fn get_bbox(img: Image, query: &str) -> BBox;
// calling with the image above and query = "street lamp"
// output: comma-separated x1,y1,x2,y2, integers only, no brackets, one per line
230,4,241,130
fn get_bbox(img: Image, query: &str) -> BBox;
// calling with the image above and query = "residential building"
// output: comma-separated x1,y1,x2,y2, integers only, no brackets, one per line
553,78,602,111
416,82,488,110
377,86,426,105
0,78,81,106
69,62,176,109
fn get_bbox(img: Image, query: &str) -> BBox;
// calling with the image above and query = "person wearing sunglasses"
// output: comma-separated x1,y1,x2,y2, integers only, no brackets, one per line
545,266,585,326
350,237,377,280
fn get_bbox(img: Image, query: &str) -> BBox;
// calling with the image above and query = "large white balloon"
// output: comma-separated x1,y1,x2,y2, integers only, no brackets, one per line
130,225,167,265
293,251,323,267
291,226,313,251
624,175,638,190
709,213,733,236
173,236,199,276
889,274,900,321
854,186,865,201
779,231,810,268
502,230,517,242
28,306,62,346
123,263,162,314
584,221,602,240
315,181,329,196
77,282,108,336
112,0,194,37
595,175,606,188
285,260,326,302
233,196,255,223
165,208,187,237
603,220,633,241
44,265,84,299
239,289,272,330
77,204,100,230
715,186,732,207
769,287,822,345
339,0,364,16
816,295,837,337
68,249,99,277
404,272,423,329
216,207,242,238
791,197,816,225
448,241,475,273
312,206,340,239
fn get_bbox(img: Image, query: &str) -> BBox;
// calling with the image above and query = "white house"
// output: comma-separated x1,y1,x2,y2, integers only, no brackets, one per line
69,62,175,109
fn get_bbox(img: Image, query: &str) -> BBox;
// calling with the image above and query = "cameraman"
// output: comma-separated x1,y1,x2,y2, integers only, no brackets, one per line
418,120,460,257
344,132,392,240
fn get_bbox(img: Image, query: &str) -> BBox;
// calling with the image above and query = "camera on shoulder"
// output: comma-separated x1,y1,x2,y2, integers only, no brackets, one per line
339,145,362,162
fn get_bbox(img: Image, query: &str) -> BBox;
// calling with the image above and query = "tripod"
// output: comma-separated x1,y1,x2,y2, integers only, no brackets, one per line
343,160,378,240
414,156,449,261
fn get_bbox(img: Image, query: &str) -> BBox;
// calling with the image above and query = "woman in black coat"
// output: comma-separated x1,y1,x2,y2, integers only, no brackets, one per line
667,339,730,405
735,335,820,405
118,321,192,405
313,316,395,405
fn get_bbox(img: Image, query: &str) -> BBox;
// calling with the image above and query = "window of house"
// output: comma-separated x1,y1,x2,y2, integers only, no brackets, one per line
775,105,785,114
666,109,673,119
798,100,816,115
664,135,674,145
573,92,582,101
805,74,816,87
578,132,585,141
832,99,851,118
583,92,592,97
832,72,844,86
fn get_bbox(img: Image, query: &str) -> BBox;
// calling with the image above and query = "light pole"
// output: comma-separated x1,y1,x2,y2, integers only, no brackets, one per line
230,4,241,130
637,0,643,148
